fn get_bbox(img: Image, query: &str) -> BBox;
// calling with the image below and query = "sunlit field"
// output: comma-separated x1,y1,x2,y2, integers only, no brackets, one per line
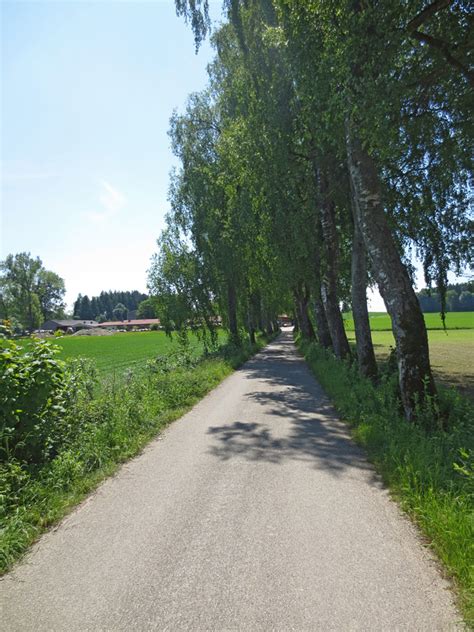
346,328,474,399
19,330,227,376
344,311,474,331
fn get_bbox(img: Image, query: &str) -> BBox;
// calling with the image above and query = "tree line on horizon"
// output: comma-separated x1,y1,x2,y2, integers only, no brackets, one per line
0,252,152,330
72,291,148,322
1,250,470,333
417,281,474,313
147,0,473,423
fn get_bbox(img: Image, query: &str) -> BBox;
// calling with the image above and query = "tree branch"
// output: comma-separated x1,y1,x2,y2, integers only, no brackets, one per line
410,30,474,87
406,0,474,87
406,0,452,32
289,148,316,162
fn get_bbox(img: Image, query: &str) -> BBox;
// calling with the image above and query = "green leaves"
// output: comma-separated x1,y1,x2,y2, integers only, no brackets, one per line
0,339,98,465
171,0,471,371
0,253,66,331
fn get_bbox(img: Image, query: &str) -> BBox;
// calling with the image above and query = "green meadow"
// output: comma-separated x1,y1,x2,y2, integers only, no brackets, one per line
19,330,226,377
344,311,474,331
17,313,473,396
367,329,473,399
344,312,474,399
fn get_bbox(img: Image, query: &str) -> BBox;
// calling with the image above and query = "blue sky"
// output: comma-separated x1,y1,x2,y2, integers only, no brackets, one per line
1,0,222,309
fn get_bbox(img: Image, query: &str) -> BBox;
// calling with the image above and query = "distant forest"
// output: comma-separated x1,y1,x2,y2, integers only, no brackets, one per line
417,282,474,313
73,291,148,321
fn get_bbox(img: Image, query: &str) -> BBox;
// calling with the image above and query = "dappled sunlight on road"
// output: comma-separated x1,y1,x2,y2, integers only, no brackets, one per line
207,332,377,482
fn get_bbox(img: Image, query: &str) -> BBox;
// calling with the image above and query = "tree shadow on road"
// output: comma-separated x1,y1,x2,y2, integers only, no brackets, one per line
207,332,381,483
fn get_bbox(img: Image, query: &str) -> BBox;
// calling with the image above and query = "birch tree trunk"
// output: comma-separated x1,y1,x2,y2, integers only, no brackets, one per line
351,207,378,380
318,169,351,359
313,243,334,350
293,311,299,334
257,298,266,335
227,281,239,344
247,310,256,344
313,291,333,349
294,283,316,340
346,124,436,420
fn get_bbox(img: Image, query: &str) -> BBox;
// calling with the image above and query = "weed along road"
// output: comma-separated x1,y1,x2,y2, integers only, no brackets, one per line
0,331,461,631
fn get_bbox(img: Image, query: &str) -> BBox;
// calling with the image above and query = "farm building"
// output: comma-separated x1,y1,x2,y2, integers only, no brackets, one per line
40,319,98,333
277,314,293,325
97,318,161,331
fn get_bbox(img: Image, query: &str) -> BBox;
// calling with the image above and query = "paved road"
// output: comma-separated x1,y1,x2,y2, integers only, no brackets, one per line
0,331,461,631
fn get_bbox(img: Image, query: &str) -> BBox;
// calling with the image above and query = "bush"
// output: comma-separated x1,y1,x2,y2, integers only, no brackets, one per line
1,339,68,464
0,339,99,465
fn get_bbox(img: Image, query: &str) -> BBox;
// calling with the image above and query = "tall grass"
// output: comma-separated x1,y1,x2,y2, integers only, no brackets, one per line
297,338,474,624
0,333,274,574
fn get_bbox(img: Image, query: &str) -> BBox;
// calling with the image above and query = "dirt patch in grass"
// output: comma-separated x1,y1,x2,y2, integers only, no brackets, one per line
72,328,114,336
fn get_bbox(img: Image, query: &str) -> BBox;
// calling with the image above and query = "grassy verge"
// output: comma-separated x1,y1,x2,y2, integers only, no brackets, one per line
0,333,275,575
297,337,474,624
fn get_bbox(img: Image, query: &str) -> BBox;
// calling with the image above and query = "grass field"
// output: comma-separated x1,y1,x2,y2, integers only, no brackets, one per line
346,329,474,399
20,331,227,376
17,314,473,395
344,311,474,331
342,312,474,398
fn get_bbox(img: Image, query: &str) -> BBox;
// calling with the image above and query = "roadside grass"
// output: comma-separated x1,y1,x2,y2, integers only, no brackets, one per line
16,330,227,377
297,337,474,625
0,332,275,575
343,311,474,331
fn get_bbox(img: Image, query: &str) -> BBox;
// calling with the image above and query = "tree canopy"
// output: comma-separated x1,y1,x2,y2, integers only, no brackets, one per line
148,0,473,423
0,253,66,331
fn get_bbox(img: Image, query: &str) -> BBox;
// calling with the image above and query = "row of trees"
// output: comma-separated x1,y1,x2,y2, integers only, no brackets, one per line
0,253,66,330
0,253,152,328
73,291,148,322
148,0,472,423
417,282,474,312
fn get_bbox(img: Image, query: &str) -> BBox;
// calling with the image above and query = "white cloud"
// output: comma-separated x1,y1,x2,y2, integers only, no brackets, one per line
86,180,126,223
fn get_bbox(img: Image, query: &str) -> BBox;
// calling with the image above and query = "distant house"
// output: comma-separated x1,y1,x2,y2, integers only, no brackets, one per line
97,318,160,331
41,319,98,333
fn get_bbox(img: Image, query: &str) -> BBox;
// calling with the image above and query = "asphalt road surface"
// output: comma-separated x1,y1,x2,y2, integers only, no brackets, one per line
0,330,462,631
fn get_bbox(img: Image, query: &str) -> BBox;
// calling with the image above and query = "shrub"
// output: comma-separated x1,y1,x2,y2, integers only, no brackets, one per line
0,338,99,464
0,339,68,464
